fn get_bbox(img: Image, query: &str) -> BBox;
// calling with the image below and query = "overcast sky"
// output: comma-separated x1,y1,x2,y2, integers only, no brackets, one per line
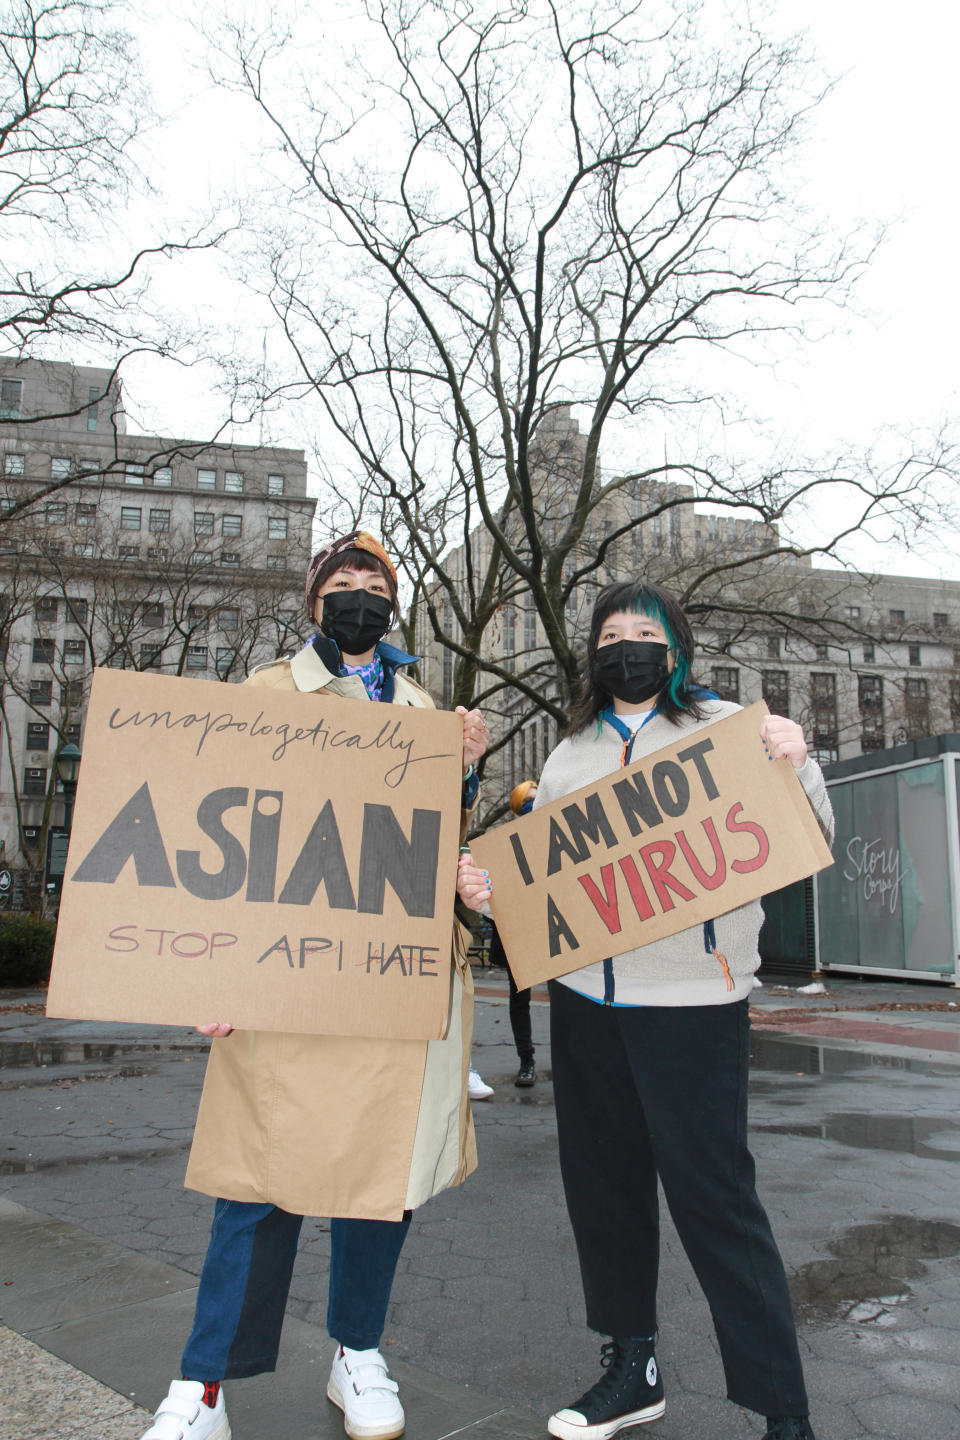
119,0,959,576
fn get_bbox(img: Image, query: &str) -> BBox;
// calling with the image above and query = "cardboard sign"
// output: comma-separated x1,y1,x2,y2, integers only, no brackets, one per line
46,669,464,1039
470,702,833,990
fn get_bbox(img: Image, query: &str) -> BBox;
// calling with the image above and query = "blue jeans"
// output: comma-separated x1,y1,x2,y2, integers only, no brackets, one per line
181,1201,411,1380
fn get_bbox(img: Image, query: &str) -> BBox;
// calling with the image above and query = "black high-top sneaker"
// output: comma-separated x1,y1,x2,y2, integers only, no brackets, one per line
763,1419,815,1440
547,1338,665,1440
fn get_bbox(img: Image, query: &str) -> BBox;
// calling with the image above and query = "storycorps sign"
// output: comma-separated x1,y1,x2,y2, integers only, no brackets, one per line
46,670,463,1039
470,702,834,990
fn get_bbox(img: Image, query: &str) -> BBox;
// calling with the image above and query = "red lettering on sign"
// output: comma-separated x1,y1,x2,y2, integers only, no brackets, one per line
578,864,622,935
675,818,727,890
638,840,696,911
726,802,770,873
618,854,655,921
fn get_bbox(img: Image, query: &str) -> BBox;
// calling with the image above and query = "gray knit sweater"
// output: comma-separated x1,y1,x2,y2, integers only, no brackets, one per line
532,700,835,1008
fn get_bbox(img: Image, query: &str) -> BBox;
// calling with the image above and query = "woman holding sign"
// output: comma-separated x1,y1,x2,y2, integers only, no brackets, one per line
457,580,833,1440
142,532,487,1440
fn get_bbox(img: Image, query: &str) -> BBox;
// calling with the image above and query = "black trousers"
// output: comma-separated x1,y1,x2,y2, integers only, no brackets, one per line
548,982,807,1418
489,923,534,1062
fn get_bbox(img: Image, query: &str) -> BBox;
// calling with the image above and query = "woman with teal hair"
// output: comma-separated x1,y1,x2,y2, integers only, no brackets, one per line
458,579,834,1440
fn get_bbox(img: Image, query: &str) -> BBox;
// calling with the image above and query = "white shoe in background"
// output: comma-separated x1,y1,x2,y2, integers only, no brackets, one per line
468,1068,494,1100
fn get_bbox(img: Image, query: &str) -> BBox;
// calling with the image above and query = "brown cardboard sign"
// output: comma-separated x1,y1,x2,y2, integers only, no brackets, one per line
470,702,833,990
46,669,463,1039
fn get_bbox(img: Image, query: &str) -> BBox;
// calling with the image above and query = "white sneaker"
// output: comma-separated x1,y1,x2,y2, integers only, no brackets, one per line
141,1380,230,1440
468,1068,494,1100
327,1345,405,1440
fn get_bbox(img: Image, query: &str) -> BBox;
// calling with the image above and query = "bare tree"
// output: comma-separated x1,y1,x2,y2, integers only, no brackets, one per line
1,0,233,520
0,498,311,910
205,0,956,793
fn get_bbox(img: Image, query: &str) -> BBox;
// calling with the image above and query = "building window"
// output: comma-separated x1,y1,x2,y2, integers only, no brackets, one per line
810,672,836,706
908,643,921,667
502,603,515,658
36,596,59,623
933,612,948,630
142,603,165,628
125,464,145,485
862,642,875,663
29,680,52,706
265,555,286,571
845,605,861,621
765,635,781,660
267,517,288,540
149,509,170,533
860,713,885,752
46,501,67,524
224,471,244,493
193,550,214,567
139,644,163,670
4,453,24,476
117,544,139,561
220,607,239,631
222,513,243,536
195,512,214,536
64,638,85,663
22,826,39,850
23,767,47,797
761,671,789,714
147,546,168,562
113,601,135,626
32,638,55,664
905,675,930,739
809,744,838,765
950,679,960,728
120,506,141,530
86,386,100,431
215,647,237,675
74,542,96,558
815,643,829,661
267,473,284,496
61,679,83,706
1,378,22,419
186,645,208,671
76,502,96,526
152,466,173,487
197,468,216,490
66,597,88,625
51,457,71,480
858,674,883,710
188,605,207,630
523,604,537,652
889,608,905,625
711,667,740,702
26,722,50,751
220,551,240,569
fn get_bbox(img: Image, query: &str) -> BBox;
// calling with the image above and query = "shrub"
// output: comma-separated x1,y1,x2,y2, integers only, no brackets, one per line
0,915,57,988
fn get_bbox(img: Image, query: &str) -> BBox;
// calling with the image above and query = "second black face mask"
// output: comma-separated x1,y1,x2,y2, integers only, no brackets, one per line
594,639,671,705
320,589,393,656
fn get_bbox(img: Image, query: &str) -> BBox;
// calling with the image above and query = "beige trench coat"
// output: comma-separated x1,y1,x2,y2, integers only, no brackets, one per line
183,643,477,1221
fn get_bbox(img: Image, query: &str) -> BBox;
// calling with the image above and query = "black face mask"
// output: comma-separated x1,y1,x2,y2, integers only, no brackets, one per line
594,639,671,705
320,589,393,656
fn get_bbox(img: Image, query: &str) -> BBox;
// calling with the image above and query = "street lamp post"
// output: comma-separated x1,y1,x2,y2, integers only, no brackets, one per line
55,742,82,837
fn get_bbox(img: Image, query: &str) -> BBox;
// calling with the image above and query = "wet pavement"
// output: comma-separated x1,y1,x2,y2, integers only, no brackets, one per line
2,970,960,1438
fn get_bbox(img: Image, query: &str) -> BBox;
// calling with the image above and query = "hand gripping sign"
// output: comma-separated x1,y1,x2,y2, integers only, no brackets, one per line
469,702,833,991
46,669,464,1039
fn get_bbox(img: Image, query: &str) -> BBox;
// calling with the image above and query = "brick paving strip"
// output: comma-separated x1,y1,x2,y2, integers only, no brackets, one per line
752,1013,960,1053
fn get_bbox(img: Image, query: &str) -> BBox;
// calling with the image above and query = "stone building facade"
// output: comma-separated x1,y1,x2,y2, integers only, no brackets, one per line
0,358,316,905
414,408,960,813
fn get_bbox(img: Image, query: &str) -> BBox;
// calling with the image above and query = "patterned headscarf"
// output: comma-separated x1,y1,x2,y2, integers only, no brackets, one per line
304,531,399,620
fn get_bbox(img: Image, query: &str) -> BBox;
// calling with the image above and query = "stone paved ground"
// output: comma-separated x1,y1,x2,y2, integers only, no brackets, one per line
3,974,960,1438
